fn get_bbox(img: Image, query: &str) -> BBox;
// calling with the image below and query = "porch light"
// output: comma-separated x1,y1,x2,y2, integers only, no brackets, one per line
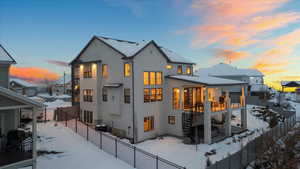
80,64,84,71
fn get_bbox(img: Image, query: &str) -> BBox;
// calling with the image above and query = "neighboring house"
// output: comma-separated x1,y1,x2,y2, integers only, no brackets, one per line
10,78,38,97
281,81,300,103
52,74,71,96
196,63,268,98
0,44,44,169
296,88,300,103
70,36,248,144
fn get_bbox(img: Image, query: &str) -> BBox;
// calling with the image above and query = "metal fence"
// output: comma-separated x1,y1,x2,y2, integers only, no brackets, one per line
207,113,297,169
60,116,186,169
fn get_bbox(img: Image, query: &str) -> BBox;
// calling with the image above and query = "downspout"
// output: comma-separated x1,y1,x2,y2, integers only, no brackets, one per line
131,60,136,144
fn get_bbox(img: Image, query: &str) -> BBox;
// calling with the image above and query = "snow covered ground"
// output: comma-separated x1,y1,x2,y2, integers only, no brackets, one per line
136,106,268,169
44,99,71,120
27,122,134,169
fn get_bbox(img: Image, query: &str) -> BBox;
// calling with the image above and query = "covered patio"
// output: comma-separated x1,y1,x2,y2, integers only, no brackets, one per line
0,86,44,169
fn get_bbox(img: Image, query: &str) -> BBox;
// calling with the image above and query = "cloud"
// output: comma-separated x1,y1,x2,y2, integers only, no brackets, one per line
213,49,250,63
46,60,69,67
10,66,60,83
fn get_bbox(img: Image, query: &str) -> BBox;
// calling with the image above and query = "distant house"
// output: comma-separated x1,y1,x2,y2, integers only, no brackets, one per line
69,36,248,144
10,78,38,97
52,74,71,96
196,63,268,98
0,44,44,169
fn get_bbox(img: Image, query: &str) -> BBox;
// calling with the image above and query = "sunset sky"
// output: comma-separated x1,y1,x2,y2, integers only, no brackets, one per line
1,0,300,89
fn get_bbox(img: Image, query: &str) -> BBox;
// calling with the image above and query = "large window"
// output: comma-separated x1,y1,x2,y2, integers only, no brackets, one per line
144,89,150,103
83,110,93,124
144,88,163,103
83,64,92,78
83,89,93,102
102,64,108,78
168,116,176,125
102,87,108,102
124,88,130,104
124,63,131,77
144,116,154,132
186,66,192,75
173,88,180,110
144,72,163,86
177,65,182,74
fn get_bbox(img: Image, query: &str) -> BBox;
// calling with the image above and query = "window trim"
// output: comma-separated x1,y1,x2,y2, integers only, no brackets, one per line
83,89,93,102
124,88,130,104
144,116,154,132
177,65,183,74
83,64,92,78
172,88,180,110
168,116,176,125
102,64,108,78
102,87,108,102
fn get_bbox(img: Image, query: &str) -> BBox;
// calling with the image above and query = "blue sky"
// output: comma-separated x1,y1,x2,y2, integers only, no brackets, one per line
1,0,300,88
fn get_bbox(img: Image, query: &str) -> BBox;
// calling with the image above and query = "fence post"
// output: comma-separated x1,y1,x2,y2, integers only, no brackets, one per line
75,115,78,133
44,107,47,123
65,111,67,127
87,124,89,141
115,139,118,158
100,132,102,149
134,146,136,168
156,156,158,169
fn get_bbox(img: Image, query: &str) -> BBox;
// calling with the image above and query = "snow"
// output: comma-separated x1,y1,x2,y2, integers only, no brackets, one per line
168,74,246,86
44,99,71,120
0,45,14,62
26,122,134,169
10,78,36,87
195,63,263,77
135,106,268,169
159,47,194,64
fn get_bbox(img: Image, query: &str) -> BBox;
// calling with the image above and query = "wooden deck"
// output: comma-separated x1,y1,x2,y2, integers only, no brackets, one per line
0,152,32,168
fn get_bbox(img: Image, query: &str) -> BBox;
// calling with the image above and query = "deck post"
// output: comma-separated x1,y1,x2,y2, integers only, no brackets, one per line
32,108,37,169
241,86,247,130
204,87,212,144
225,91,232,137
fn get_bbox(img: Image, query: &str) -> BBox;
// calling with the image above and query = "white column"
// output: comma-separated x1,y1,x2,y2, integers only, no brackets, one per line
225,91,232,137
241,86,247,130
32,108,37,169
204,87,211,144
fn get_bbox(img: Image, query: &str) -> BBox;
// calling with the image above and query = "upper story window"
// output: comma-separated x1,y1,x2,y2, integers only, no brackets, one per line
177,65,182,74
124,88,130,104
83,89,93,102
83,64,92,78
124,63,131,77
144,72,163,86
102,64,108,78
165,64,173,69
186,66,192,75
102,87,108,102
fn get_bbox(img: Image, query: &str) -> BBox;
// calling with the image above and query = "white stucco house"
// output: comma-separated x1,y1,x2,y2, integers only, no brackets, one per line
9,78,39,97
0,44,44,169
70,36,248,144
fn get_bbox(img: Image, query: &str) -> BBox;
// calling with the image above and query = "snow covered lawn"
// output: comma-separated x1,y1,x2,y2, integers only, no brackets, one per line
136,106,268,169
35,122,134,169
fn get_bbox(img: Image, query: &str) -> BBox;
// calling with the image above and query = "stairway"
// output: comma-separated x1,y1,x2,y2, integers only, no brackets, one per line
182,113,192,137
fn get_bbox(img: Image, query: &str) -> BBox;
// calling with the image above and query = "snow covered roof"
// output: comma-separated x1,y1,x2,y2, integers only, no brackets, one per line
0,44,16,64
281,81,300,87
167,75,246,86
0,86,44,108
70,36,195,65
250,84,269,92
10,78,36,88
196,63,264,77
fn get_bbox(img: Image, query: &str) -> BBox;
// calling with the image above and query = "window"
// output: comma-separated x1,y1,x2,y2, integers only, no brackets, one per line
150,72,156,85
165,64,173,69
186,66,192,75
124,63,131,77
102,64,108,78
83,110,93,124
102,87,108,102
168,116,176,125
173,88,180,110
177,65,182,74
83,64,92,78
156,88,163,101
144,89,150,103
144,72,149,85
156,72,162,85
124,88,130,104
144,116,154,132
83,89,93,102
150,89,156,102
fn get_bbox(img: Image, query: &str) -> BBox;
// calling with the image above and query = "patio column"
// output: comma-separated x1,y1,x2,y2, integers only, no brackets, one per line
225,91,232,137
32,108,37,169
241,86,247,130
204,87,211,144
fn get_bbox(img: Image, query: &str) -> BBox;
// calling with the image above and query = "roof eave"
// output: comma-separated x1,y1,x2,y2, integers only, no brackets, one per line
166,76,247,86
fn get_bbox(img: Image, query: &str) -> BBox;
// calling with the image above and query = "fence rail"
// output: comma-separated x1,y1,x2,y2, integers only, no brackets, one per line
59,114,186,169
207,113,297,169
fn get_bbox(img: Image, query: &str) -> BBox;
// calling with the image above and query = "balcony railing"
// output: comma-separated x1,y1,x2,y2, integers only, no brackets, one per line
184,101,242,114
